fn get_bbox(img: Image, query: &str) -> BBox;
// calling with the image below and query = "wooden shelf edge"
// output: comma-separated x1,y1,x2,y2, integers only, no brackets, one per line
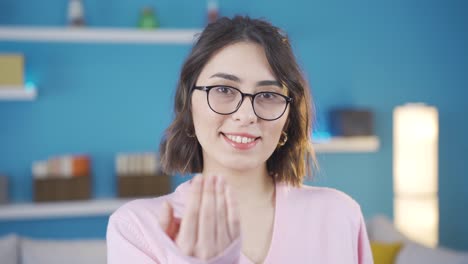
0,87,37,100
313,136,380,153
0,26,201,44
0,199,132,220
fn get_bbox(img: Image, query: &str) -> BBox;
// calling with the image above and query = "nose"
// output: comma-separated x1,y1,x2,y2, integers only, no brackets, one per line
231,96,257,124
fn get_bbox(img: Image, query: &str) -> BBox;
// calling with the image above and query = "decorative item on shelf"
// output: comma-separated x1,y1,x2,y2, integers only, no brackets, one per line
0,54,24,89
0,174,8,204
32,155,92,202
138,6,160,29
329,108,374,137
393,103,439,248
67,0,85,27
207,0,219,24
116,152,170,198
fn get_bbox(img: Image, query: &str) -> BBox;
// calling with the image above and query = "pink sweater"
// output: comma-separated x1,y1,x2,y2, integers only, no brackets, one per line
107,180,373,264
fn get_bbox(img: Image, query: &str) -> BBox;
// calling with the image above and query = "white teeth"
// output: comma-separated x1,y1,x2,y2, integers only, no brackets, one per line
226,134,255,144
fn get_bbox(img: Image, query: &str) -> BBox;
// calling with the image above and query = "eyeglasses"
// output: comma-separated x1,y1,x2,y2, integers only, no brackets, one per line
192,85,293,121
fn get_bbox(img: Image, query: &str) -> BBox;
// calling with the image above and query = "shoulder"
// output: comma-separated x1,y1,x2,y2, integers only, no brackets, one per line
109,180,190,227
106,185,190,261
280,184,363,223
109,195,170,227
283,184,360,209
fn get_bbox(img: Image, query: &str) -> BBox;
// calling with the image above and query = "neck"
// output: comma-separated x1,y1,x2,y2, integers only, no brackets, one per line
201,164,275,208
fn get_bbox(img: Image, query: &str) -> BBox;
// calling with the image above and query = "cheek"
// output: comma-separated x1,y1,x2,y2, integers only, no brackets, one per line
267,115,289,144
191,93,210,122
191,94,223,136
263,116,288,144
267,124,285,143
274,110,289,134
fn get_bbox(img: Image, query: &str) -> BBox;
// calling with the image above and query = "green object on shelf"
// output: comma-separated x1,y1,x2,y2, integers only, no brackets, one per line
138,7,159,29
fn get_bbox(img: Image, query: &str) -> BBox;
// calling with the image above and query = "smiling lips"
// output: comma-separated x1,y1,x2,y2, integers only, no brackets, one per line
222,133,260,150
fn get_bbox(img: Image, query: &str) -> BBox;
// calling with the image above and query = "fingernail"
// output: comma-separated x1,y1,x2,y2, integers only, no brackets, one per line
217,176,224,185
193,175,202,184
162,200,170,211
216,176,224,192
205,175,212,186
159,201,169,221
226,185,236,199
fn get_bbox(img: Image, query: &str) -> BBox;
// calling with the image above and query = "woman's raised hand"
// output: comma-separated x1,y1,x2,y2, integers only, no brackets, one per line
158,175,241,260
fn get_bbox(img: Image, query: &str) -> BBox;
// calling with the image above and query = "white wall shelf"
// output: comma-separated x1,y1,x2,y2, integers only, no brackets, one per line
313,136,380,153
0,26,200,44
0,199,131,220
0,87,37,100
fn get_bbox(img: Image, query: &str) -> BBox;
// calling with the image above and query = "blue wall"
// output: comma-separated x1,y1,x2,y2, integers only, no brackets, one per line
1,0,467,250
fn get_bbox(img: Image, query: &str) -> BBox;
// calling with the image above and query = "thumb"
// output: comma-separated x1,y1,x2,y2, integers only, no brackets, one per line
158,201,180,240
158,201,172,234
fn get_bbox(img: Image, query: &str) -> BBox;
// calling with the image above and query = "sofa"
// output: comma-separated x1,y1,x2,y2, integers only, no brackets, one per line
1,215,467,264
0,234,106,264
366,215,468,264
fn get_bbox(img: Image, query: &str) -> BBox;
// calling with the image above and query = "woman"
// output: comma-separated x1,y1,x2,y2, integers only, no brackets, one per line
107,16,373,264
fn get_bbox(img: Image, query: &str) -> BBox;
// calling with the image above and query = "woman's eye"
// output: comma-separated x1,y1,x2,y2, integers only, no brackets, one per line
260,92,276,99
215,86,234,94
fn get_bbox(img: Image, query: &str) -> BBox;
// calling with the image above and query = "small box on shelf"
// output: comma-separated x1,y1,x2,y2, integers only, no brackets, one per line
32,154,92,202
117,174,171,198
0,54,24,87
34,175,91,202
0,175,8,204
115,152,170,198
329,108,374,137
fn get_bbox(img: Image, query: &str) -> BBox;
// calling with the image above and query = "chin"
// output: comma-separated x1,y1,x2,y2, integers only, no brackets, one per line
217,156,265,172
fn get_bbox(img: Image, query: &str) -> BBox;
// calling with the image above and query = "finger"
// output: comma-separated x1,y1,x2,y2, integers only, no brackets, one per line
176,175,203,256
196,175,217,260
158,200,171,233
165,204,180,241
225,185,241,240
215,176,231,251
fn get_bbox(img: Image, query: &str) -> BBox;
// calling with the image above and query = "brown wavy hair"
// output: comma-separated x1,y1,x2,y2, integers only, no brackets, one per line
159,16,316,187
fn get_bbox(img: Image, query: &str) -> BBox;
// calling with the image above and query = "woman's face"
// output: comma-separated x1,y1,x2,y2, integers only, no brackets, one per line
191,42,289,173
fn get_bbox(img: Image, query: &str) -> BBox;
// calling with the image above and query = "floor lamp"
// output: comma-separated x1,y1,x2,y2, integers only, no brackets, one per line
393,103,439,247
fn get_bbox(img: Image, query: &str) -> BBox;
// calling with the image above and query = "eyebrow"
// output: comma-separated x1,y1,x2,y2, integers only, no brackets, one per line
210,72,283,89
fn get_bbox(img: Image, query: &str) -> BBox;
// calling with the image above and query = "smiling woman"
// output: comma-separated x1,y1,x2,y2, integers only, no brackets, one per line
106,16,374,264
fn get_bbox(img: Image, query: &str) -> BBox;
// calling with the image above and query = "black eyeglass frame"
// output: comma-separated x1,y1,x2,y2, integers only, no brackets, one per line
192,85,293,121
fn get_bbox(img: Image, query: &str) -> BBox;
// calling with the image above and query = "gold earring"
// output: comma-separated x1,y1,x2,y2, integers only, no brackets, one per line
277,131,288,147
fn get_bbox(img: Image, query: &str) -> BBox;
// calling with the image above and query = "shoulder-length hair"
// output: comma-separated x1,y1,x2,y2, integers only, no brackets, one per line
160,16,316,187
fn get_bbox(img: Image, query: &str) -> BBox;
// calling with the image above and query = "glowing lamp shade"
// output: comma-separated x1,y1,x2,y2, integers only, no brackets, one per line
393,103,439,248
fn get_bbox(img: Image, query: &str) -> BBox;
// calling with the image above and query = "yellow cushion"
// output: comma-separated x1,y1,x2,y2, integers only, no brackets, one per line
370,241,403,264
